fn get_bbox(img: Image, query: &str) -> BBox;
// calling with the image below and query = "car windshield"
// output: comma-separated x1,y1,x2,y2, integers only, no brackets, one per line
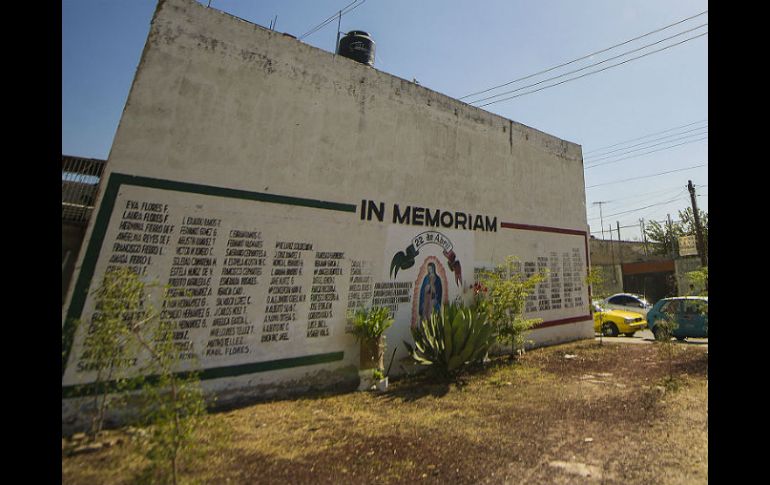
632,296,650,307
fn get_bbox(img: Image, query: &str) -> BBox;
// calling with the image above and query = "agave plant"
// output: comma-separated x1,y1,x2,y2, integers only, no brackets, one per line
403,303,496,375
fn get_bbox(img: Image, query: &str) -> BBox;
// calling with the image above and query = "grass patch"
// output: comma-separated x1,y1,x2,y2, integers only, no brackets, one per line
63,340,708,484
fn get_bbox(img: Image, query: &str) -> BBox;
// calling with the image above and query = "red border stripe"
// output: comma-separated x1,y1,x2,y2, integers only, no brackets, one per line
500,220,593,327
534,315,593,329
500,221,586,236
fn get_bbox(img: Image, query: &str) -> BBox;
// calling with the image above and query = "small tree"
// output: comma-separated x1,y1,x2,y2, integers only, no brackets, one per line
586,266,608,345
131,286,209,485
475,257,545,359
68,268,209,484
653,315,680,388
75,266,147,437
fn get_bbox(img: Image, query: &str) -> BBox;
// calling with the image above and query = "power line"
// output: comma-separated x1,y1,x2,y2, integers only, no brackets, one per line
584,119,707,156
585,163,707,188
585,125,707,162
588,186,687,218
584,134,708,169
469,22,706,106
587,192,688,221
459,10,707,101
588,185,686,208
476,31,707,107
299,0,367,40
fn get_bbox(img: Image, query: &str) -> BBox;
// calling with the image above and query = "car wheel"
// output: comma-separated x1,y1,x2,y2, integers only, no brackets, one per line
652,326,666,341
675,336,686,341
601,322,619,337
623,332,636,337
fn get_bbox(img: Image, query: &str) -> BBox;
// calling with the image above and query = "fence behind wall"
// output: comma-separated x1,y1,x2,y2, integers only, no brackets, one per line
62,155,106,223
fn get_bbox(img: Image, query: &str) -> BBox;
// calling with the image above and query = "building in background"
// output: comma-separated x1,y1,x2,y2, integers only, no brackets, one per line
588,236,704,302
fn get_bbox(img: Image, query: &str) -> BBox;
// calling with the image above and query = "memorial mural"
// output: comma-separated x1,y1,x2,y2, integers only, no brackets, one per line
62,174,590,396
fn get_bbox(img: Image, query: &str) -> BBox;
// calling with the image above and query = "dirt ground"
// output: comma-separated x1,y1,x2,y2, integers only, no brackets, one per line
62,340,708,484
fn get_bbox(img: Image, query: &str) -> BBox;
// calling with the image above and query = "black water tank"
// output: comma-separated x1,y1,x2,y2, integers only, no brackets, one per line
337,31,375,67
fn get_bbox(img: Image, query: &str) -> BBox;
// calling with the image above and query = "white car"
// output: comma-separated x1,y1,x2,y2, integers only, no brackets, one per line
601,293,652,316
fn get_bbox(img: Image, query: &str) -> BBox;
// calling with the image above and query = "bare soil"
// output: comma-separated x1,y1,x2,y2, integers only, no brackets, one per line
62,340,708,484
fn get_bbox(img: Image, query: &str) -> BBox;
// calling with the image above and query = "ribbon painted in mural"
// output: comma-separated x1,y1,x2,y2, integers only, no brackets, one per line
390,231,462,287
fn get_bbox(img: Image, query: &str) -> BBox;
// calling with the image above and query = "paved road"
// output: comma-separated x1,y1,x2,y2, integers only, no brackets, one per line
595,329,708,347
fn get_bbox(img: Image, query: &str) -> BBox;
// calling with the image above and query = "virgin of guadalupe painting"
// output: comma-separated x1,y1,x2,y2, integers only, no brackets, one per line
418,262,442,322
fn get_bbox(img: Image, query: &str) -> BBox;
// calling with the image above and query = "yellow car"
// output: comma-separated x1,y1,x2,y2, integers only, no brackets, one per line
592,302,647,337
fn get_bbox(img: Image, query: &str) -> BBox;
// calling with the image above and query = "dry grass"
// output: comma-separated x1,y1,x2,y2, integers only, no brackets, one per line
62,340,708,484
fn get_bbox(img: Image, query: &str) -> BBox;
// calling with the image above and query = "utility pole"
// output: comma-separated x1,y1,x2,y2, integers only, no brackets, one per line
593,201,610,239
666,213,675,258
608,223,616,282
335,10,342,55
687,180,708,267
640,218,649,256
616,221,622,265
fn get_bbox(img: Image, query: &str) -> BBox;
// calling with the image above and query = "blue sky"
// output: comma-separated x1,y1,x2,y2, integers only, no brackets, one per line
62,0,707,242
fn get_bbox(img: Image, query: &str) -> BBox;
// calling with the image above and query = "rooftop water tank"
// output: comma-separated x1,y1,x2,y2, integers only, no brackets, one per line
337,30,375,67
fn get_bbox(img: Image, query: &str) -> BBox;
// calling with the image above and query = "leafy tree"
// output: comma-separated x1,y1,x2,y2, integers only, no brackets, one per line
586,266,610,300
75,266,147,437
643,207,707,258
68,268,209,485
643,218,684,256
131,286,209,485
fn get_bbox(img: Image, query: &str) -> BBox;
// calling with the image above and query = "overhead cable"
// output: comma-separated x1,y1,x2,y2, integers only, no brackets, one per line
476,31,707,107
469,23,706,106
459,10,707,101
585,163,707,188
584,119,707,156
585,125,707,162
584,136,708,169
299,0,366,40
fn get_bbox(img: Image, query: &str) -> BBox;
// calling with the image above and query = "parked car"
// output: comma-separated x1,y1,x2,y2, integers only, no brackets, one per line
601,293,652,316
646,296,708,341
592,302,647,337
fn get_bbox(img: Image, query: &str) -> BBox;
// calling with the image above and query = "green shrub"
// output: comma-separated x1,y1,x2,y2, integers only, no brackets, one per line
348,306,394,341
403,303,496,375
475,256,545,358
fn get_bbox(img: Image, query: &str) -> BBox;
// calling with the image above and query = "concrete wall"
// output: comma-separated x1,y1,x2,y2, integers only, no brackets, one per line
588,238,668,266
62,0,592,428
675,257,705,295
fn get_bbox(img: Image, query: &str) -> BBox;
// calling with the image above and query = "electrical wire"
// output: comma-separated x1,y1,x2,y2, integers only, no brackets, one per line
585,126,707,162
468,23,706,106
299,0,366,40
585,163,707,189
584,119,707,156
459,10,707,101
587,186,687,217
584,134,708,169
476,31,707,107
587,191,689,221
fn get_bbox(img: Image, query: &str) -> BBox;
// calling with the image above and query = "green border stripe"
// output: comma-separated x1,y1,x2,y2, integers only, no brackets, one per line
62,172,356,379
62,351,345,399
110,173,358,213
